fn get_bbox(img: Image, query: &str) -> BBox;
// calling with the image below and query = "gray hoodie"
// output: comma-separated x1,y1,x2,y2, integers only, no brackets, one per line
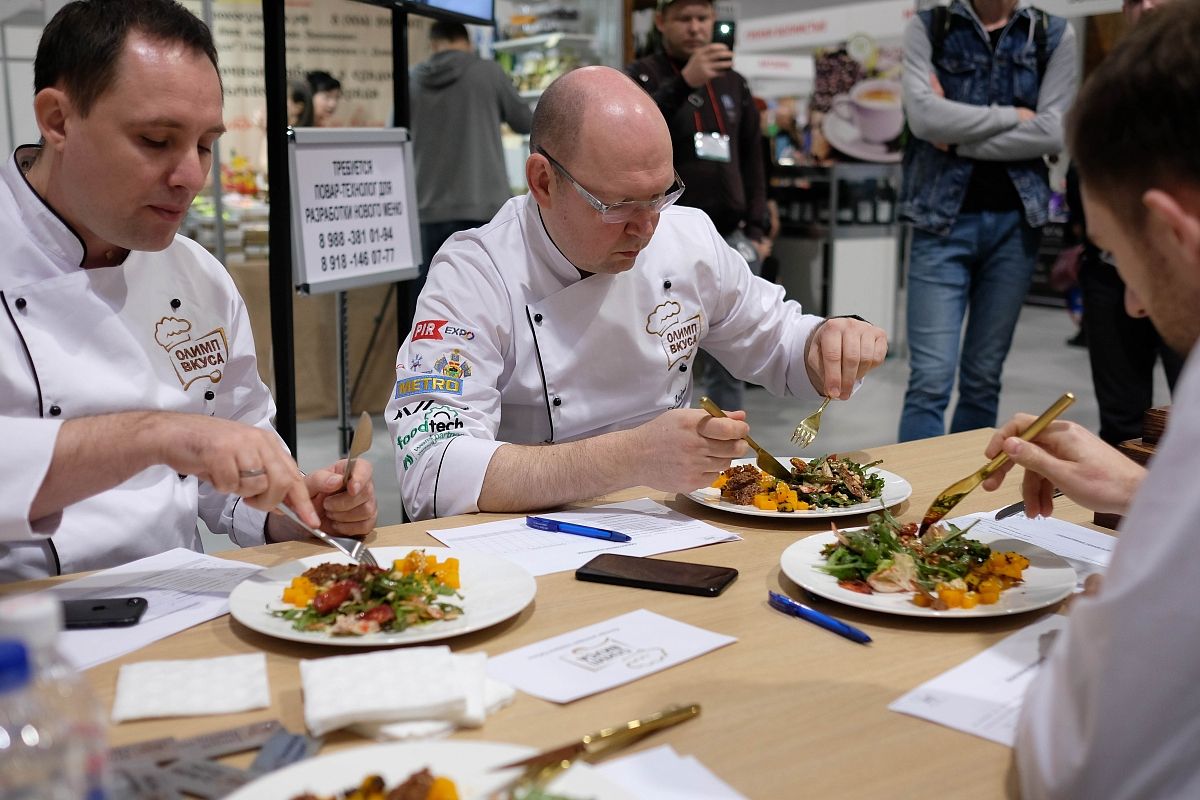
410,49,533,223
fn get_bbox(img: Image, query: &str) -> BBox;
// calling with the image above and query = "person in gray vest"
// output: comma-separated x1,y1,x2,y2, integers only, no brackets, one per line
897,0,1077,441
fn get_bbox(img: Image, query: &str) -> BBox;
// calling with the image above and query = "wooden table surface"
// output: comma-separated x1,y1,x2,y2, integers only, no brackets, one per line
4,429,1110,798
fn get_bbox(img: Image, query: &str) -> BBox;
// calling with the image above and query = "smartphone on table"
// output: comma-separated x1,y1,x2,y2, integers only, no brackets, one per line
575,554,737,597
62,597,148,629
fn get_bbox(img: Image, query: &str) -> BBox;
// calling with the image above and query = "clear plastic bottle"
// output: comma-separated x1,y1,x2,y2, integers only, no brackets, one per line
0,596,108,799
0,638,84,799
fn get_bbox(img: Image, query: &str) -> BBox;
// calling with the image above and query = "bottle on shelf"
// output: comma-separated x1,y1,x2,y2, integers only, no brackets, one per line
856,180,877,224
875,178,896,224
0,595,109,799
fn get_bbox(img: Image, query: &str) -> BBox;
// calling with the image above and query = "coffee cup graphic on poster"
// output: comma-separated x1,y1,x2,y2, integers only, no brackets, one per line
831,78,904,145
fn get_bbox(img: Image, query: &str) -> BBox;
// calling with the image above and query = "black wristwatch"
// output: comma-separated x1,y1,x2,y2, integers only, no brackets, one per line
830,314,869,324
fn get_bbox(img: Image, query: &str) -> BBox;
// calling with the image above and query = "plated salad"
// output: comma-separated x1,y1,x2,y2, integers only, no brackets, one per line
819,510,1029,609
291,770,457,800
275,550,463,636
712,454,885,512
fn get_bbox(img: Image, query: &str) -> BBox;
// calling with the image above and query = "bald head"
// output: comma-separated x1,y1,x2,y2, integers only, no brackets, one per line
531,66,671,165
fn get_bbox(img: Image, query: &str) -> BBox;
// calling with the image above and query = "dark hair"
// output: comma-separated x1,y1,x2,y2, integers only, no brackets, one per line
430,21,470,43
35,0,218,117
288,79,314,127
1068,1,1200,227
306,70,342,95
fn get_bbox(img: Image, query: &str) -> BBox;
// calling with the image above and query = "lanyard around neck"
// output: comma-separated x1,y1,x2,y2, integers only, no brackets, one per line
669,59,729,137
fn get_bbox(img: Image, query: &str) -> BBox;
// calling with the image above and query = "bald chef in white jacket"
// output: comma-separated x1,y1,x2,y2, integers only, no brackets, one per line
1,0,376,581
388,66,888,519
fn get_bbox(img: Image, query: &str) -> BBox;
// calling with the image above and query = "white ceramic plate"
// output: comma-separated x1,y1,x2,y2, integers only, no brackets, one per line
821,109,903,163
228,546,536,646
224,740,634,800
685,457,912,519
779,529,1076,618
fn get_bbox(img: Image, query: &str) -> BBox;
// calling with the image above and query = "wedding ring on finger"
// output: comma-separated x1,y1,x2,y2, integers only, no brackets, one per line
238,467,267,479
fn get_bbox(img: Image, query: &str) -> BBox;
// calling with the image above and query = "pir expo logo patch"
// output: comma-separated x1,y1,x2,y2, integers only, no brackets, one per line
645,302,701,370
155,316,229,390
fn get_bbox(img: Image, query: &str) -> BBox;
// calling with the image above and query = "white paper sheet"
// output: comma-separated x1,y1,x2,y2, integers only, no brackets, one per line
960,511,1115,587
595,745,747,800
428,498,740,576
485,609,737,703
39,548,261,671
889,614,1068,746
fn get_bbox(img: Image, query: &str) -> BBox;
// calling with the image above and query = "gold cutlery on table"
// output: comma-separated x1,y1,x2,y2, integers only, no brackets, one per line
791,396,831,448
493,703,701,796
917,392,1076,535
699,396,793,484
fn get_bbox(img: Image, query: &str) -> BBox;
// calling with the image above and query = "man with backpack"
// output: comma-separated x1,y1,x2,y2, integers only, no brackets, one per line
897,1,1077,442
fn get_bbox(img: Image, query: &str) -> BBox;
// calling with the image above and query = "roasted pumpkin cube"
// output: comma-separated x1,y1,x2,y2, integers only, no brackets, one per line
752,494,778,511
431,557,461,589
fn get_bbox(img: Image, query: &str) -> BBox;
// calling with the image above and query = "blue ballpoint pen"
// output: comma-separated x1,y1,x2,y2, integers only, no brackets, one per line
767,590,872,645
525,516,633,543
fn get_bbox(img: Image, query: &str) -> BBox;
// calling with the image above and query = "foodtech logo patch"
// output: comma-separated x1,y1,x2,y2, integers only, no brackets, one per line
645,302,701,370
155,316,229,390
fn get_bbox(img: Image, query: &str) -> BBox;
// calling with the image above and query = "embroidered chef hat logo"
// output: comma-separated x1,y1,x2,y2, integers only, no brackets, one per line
154,316,230,390
646,302,701,371
645,301,681,335
155,317,192,350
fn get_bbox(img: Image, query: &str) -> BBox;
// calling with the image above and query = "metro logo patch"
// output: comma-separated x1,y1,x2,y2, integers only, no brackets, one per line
412,319,446,341
393,375,463,399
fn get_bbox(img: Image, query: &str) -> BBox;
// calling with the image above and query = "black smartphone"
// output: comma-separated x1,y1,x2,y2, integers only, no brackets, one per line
713,20,737,51
575,554,737,597
62,597,148,629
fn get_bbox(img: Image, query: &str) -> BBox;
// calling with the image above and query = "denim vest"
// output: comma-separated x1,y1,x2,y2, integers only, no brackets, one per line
899,3,1067,235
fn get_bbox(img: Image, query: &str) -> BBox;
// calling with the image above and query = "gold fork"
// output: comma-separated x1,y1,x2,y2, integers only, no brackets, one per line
791,396,831,448
917,392,1075,535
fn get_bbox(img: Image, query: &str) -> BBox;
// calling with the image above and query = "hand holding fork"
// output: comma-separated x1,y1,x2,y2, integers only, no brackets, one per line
792,397,831,448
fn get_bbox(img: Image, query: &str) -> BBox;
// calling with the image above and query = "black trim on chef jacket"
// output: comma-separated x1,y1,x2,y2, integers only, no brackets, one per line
12,145,90,269
525,306,556,443
432,436,456,519
1,291,62,575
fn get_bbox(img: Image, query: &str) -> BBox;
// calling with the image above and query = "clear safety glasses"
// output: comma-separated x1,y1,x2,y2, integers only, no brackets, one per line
535,145,686,224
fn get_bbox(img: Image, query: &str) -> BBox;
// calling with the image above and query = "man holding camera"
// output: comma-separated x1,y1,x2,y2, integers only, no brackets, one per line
626,0,770,413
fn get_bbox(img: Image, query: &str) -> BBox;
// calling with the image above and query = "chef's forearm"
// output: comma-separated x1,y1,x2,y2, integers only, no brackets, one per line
476,431,639,513
29,411,163,522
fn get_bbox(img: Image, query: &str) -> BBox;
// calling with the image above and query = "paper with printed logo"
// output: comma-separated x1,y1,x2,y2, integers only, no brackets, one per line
485,609,736,703
427,497,741,576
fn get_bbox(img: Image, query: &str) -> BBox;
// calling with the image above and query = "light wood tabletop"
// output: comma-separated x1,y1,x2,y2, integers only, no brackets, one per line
2,429,1111,798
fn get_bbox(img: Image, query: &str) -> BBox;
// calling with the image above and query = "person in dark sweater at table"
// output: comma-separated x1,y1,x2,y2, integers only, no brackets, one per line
626,0,770,413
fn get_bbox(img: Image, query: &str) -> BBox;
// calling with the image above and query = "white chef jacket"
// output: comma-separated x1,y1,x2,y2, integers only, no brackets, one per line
387,193,826,520
0,147,275,581
1016,348,1200,798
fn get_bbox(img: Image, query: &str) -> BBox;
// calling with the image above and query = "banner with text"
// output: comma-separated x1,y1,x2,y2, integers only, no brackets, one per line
289,128,421,294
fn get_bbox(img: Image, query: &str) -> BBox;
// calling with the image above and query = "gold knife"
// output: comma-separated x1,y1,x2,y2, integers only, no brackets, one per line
699,396,793,484
494,703,701,772
343,411,373,492
917,392,1075,535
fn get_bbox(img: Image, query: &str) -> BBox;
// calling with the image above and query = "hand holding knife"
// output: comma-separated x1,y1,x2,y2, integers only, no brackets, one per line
343,411,373,493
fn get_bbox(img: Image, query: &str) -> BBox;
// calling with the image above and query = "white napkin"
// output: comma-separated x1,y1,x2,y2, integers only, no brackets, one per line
594,745,747,799
301,646,476,736
354,652,516,740
110,653,269,723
